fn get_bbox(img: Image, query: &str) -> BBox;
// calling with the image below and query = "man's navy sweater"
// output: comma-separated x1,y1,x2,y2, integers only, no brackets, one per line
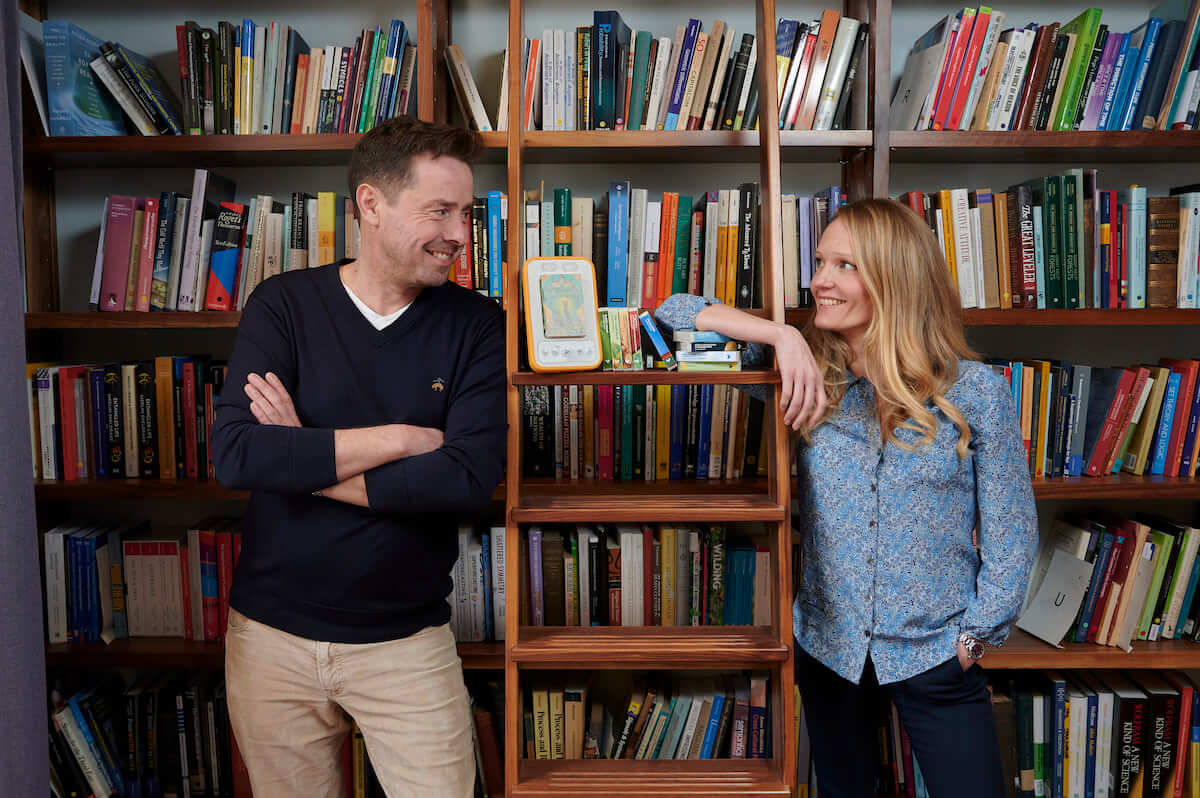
211,263,505,643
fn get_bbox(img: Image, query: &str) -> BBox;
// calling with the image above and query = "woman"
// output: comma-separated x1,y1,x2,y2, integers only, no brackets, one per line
654,199,1036,797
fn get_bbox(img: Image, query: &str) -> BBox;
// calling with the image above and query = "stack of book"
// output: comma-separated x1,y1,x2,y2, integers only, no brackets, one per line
892,3,1200,132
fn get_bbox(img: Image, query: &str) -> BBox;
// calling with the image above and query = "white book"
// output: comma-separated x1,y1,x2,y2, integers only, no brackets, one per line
575,527,592,627
949,188,977,308
89,197,110,310
627,188,648,308
194,217,215,310
657,25,686,129
812,17,862,131
554,28,567,131
641,201,662,308
733,38,757,129
447,44,493,131
44,528,69,643
564,35,576,131
674,684,709,758
618,526,643,626
890,15,953,131
1178,194,1200,308
778,25,809,122
175,169,211,311
301,47,323,134
490,525,507,639
453,526,472,640
525,200,540,263
958,12,1005,130
781,194,799,306
984,29,1023,130
645,37,674,132
497,47,510,130
259,24,278,134
571,197,593,262
968,199,987,308
89,54,156,135
54,705,114,798
467,539,485,641
995,29,1034,131
250,26,266,134
271,25,290,134
542,30,554,130
305,197,319,276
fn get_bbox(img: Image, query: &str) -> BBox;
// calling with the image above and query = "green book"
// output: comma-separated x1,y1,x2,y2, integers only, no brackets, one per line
554,188,572,255
1065,168,1086,308
1042,176,1064,309
672,195,693,294
626,31,654,130
620,384,634,480
1060,173,1080,308
599,308,613,370
357,29,385,132
1136,530,1175,639
362,28,390,131
706,525,726,625
1053,9,1104,131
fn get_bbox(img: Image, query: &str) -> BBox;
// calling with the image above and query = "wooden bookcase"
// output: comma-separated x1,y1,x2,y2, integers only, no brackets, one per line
17,0,1200,794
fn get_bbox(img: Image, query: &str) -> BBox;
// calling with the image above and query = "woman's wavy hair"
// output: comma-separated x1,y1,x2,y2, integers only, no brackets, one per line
802,198,978,457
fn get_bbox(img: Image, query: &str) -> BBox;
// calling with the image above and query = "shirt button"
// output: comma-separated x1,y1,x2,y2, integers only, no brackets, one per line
869,520,876,527
867,557,874,567
863,629,871,638
870,484,877,492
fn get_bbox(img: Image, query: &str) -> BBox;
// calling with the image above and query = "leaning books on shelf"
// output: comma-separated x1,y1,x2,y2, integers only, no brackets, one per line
520,382,769,480
27,357,227,483
521,524,770,628
984,356,1200,480
522,671,770,761
776,11,870,132
900,177,1200,310
27,16,418,136
449,524,507,643
1019,512,1200,652
88,172,364,314
42,519,242,645
891,3,1200,132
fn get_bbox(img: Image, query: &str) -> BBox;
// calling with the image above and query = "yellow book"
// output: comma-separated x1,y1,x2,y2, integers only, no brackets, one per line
550,687,565,760
233,40,242,134
1033,360,1051,479
317,191,337,265
154,357,176,480
1020,365,1034,463
660,526,676,625
655,385,671,479
564,683,587,759
938,189,958,283
1190,737,1200,797
532,687,551,759
724,196,739,304
710,384,729,478
1122,366,1168,476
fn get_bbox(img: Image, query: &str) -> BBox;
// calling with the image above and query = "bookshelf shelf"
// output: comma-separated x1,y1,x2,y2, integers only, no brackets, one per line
888,130,1200,163
512,489,784,523
511,627,788,669
520,130,870,163
1030,475,1200,500
511,370,780,386
785,308,1200,327
33,480,509,502
24,132,509,168
986,629,1200,670
26,312,243,329
514,759,789,797
44,639,504,670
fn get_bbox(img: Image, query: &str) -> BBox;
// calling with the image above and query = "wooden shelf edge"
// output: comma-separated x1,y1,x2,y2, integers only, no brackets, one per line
1030,475,1200,499
34,480,508,502
785,308,1200,327
987,629,1200,670
26,311,242,329
512,370,780,386
45,639,503,669
514,759,789,797
512,627,788,669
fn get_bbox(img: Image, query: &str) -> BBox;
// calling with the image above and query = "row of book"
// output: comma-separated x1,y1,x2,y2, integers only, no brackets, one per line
597,310,746,373
89,172,361,314
29,17,417,137
521,673,771,761
28,357,226,483
986,357,1200,481
49,674,240,798
520,382,769,481
43,519,243,645
892,2,1200,133
519,525,770,630
901,176,1200,310
774,12,868,131
1021,513,1200,654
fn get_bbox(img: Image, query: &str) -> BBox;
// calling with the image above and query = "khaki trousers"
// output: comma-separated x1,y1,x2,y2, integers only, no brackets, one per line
225,609,473,798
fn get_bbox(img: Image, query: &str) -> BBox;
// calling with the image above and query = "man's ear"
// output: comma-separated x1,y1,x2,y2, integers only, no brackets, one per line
356,183,380,226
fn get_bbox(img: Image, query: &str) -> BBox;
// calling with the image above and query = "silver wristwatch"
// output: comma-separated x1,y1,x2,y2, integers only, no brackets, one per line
958,632,985,661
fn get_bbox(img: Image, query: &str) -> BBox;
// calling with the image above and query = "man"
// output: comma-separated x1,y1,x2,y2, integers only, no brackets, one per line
210,117,505,797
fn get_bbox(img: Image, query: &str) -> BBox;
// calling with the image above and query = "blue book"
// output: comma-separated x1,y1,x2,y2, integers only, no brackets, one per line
480,532,493,640
696,384,713,479
383,23,410,119
1097,33,1132,130
1044,672,1067,798
43,20,127,135
112,42,185,134
375,20,405,125
1075,530,1114,642
668,385,685,479
1032,206,1047,308
592,11,631,130
606,181,630,305
698,690,725,758
87,368,107,479
664,19,702,130
150,192,178,311
67,691,122,795
1149,372,1181,475
487,190,503,297
1107,41,1142,130
108,528,127,639
1118,18,1163,130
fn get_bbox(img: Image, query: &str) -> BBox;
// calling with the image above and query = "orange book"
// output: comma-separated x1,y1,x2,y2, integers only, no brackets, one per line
656,193,678,304
154,356,176,480
135,197,158,312
289,53,310,135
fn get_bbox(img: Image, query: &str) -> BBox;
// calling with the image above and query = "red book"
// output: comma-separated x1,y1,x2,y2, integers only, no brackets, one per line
1084,368,1136,476
1159,359,1199,475
233,531,243,568
182,361,198,479
215,529,234,640
473,707,505,795
1104,190,1119,308
597,386,614,480
931,9,976,130
1118,203,1129,308
1164,672,1195,797
1086,531,1126,643
57,366,82,481
135,197,159,312
945,8,992,130
98,195,137,311
199,528,219,641
179,543,193,641
784,33,818,128
452,248,473,289
607,541,621,625
1103,366,1151,474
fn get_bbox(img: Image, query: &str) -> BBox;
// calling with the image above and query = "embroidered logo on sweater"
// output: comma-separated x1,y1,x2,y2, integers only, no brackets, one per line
431,377,446,392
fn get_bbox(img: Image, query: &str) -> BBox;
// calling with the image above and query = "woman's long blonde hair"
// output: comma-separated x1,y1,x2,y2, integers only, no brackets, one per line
804,199,978,457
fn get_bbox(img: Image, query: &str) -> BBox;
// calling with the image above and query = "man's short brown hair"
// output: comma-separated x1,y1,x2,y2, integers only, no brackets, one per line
348,117,482,216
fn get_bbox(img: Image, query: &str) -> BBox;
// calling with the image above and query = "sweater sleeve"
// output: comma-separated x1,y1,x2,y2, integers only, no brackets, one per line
362,305,507,514
652,293,771,404
210,283,338,494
